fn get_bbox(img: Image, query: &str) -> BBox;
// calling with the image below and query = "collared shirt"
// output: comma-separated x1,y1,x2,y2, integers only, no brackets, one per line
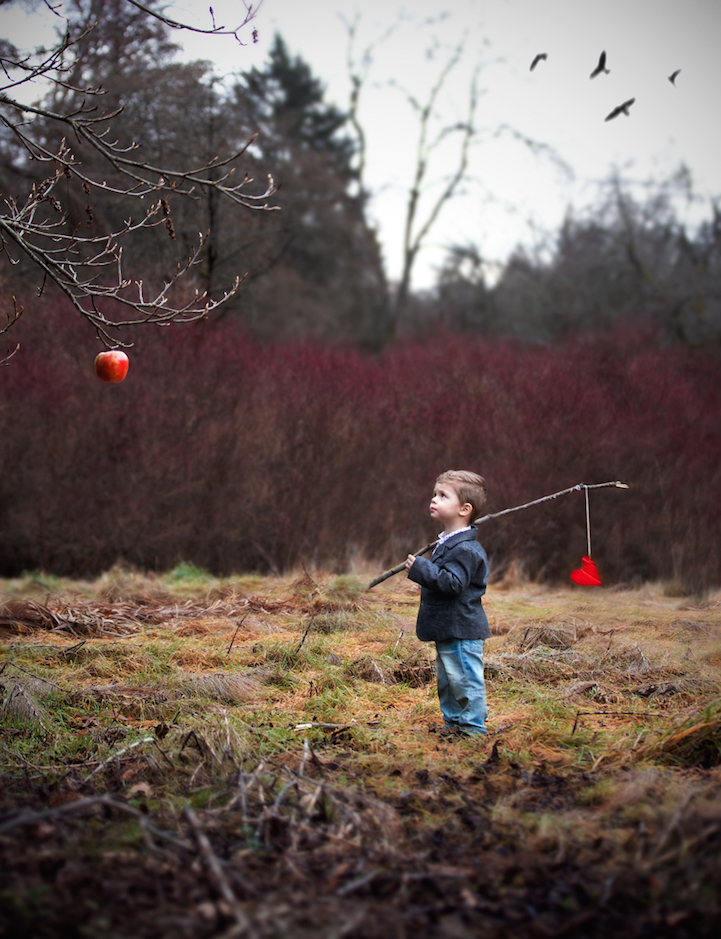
434,526,473,548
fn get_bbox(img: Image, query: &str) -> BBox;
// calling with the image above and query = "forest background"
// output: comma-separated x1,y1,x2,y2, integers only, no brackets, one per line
1,0,720,593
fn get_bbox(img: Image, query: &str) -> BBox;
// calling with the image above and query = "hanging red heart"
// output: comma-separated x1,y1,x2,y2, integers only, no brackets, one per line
570,555,601,586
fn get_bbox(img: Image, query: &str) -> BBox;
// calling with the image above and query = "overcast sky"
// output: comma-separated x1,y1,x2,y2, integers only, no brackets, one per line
4,0,721,289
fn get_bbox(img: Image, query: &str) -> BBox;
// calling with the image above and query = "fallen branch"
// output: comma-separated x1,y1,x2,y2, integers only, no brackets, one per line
83,735,155,782
368,480,629,589
184,805,252,935
294,721,355,731
571,710,645,734
226,613,249,656
0,659,68,692
0,794,189,849
295,616,316,654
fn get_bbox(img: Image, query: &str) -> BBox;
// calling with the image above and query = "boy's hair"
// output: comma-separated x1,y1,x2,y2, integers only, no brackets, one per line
436,470,488,522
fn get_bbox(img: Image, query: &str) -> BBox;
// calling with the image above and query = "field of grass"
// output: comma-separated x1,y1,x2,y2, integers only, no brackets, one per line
1,565,720,938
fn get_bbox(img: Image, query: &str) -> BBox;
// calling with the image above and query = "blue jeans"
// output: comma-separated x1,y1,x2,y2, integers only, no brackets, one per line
435,638,487,735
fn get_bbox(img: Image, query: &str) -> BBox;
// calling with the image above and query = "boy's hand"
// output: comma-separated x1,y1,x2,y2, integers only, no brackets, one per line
405,554,416,572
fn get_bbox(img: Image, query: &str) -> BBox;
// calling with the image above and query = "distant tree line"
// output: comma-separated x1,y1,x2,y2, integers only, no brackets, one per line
431,170,721,348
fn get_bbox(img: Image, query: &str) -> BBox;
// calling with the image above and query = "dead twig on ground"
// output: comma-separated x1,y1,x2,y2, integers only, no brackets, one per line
83,736,155,782
572,711,646,734
0,794,189,849
294,721,355,731
183,806,252,935
295,616,316,654
226,614,249,656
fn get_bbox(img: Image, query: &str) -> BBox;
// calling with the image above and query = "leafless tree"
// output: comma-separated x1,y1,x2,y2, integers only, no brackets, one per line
344,17,477,341
390,48,478,338
0,0,276,350
343,16,581,344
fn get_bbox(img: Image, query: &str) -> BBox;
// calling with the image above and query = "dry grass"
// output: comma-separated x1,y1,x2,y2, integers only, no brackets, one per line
1,569,721,937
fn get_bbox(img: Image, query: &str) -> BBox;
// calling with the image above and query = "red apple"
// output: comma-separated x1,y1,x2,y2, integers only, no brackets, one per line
94,350,129,383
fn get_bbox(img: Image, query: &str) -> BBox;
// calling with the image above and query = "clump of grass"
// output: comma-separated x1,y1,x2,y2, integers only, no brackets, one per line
345,655,392,684
94,563,168,603
15,570,63,594
391,649,435,687
163,563,214,589
638,701,721,767
563,680,623,704
610,643,653,676
517,624,579,651
1,679,48,728
324,574,366,604
175,670,264,703
484,648,583,684
312,611,357,633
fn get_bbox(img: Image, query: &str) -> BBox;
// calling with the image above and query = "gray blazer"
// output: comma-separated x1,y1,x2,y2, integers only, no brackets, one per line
408,527,490,642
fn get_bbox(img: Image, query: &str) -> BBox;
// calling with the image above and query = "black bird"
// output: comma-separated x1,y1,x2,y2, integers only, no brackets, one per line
530,53,548,71
668,69,681,86
590,50,609,78
604,97,635,121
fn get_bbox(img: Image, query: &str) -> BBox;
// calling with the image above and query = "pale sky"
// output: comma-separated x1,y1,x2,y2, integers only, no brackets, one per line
4,0,721,290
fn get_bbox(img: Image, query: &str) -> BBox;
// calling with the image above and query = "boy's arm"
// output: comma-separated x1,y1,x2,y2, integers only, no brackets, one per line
407,547,480,596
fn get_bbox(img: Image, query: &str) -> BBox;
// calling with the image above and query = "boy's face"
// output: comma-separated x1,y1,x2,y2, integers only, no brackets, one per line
430,483,472,533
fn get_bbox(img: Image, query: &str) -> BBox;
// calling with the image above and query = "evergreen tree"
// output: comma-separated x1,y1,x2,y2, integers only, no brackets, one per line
240,34,355,177
229,34,388,345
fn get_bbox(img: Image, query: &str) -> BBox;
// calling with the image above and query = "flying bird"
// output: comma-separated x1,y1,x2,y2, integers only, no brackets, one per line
530,53,548,71
590,51,609,78
604,98,635,121
668,69,681,86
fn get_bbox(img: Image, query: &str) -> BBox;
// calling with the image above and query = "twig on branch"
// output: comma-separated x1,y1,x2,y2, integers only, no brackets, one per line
125,0,261,42
367,480,630,589
0,343,20,367
0,4,276,348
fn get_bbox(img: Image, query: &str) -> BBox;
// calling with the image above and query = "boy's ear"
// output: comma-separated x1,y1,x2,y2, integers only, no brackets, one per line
460,502,473,519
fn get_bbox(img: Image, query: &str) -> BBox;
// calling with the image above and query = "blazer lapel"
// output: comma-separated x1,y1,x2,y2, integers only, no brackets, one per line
431,528,475,561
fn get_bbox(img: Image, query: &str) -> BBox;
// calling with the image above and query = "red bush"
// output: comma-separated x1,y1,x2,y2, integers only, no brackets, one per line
1,302,719,590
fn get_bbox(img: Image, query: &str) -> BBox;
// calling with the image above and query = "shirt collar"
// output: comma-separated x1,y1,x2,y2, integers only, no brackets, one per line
436,525,473,546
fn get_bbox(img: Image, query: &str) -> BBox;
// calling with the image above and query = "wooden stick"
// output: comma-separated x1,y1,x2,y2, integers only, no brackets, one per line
83,736,154,782
295,615,315,654
367,480,629,589
226,613,249,656
183,806,251,934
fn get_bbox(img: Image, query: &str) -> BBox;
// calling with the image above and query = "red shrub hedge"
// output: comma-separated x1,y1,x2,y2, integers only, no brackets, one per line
1,302,719,590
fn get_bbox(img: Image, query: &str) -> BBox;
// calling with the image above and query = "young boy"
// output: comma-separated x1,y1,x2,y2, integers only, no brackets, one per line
404,470,490,738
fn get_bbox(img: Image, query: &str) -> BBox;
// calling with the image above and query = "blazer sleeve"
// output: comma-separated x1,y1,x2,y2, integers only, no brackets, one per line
408,547,478,596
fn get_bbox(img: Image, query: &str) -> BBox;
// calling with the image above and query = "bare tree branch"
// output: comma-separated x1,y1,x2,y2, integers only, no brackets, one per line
125,0,262,42
391,39,477,336
0,0,275,349
341,13,401,191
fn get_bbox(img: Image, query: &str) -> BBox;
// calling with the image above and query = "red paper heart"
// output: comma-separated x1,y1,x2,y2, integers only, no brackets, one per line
570,555,601,586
